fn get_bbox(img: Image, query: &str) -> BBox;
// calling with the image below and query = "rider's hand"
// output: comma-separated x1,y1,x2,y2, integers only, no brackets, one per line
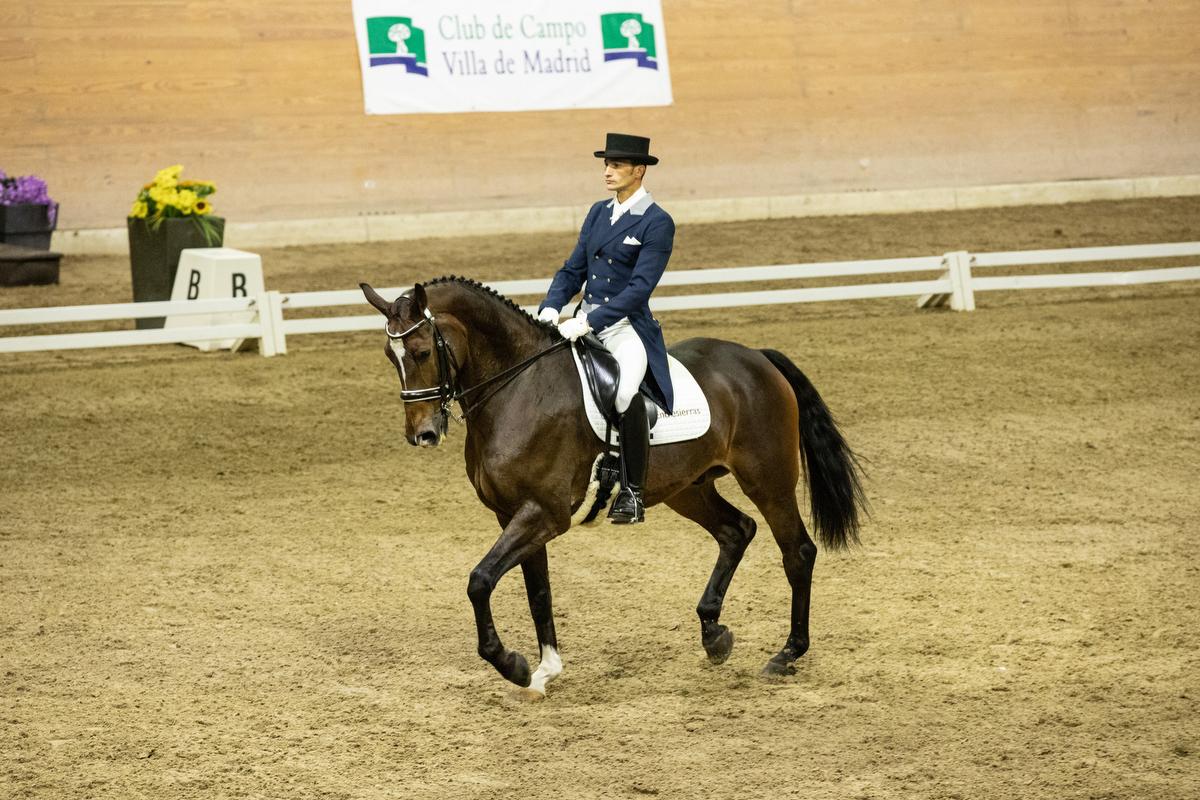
537,307,560,324
558,316,592,341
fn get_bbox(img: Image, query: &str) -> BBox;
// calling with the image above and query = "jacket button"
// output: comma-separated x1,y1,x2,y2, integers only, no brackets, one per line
604,297,609,302
607,258,613,264
592,274,597,278
594,255,599,260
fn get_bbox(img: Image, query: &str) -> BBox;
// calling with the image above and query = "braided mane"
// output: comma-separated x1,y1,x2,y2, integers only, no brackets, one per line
425,274,556,332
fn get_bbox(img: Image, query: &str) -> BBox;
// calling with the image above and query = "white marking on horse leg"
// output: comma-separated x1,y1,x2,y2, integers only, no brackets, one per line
526,645,563,696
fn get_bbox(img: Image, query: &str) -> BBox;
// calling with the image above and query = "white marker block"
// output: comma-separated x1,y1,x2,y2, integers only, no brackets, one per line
165,248,265,351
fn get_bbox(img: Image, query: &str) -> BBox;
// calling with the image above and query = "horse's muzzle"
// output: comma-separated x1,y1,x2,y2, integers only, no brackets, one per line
410,429,441,448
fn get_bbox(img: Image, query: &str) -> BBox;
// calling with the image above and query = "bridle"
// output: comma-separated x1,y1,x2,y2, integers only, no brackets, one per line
386,307,461,432
385,305,570,428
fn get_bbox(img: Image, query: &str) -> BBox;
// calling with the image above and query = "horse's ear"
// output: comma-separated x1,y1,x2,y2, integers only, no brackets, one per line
411,283,428,314
360,282,391,316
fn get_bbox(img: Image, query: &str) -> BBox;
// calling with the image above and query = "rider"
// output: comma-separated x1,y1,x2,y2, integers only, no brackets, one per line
537,132,676,524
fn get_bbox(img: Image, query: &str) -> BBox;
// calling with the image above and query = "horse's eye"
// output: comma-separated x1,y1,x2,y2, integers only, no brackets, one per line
415,348,432,362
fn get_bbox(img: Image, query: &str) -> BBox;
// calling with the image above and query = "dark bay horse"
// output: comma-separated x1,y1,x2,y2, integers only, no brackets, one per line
361,276,866,697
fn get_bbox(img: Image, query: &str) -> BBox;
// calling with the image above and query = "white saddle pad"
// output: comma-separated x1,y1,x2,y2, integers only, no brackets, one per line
571,348,711,446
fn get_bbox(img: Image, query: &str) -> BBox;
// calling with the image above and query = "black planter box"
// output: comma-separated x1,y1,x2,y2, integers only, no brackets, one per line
0,203,58,250
127,216,225,329
0,243,61,286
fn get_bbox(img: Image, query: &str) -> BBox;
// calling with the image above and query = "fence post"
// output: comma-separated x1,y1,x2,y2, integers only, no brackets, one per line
269,291,288,355
947,250,976,311
255,292,277,357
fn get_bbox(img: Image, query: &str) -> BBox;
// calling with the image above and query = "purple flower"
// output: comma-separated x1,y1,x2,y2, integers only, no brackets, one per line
3,176,50,204
0,173,58,225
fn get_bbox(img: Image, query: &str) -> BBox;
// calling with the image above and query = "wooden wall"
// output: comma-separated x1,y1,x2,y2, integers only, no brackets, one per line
3,1,1198,231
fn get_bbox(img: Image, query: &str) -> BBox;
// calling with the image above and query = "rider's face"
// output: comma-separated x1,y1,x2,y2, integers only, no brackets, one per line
604,159,644,198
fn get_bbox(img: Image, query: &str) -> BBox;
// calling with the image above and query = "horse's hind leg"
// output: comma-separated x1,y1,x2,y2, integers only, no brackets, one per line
737,472,818,677
665,481,757,664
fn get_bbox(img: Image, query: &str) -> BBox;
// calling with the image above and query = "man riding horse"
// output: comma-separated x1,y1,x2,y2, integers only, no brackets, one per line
536,132,674,525
359,133,865,694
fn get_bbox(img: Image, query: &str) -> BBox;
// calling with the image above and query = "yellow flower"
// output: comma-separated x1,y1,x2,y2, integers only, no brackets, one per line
176,189,198,213
135,166,215,216
148,185,169,205
154,164,183,188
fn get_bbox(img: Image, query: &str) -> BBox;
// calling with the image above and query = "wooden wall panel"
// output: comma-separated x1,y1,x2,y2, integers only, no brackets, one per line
2,0,1197,230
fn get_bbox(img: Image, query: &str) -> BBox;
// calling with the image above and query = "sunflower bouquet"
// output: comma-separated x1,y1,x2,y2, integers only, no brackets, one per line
130,164,220,243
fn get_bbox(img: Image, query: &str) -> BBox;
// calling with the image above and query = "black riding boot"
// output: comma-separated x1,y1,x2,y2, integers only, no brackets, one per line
609,394,649,524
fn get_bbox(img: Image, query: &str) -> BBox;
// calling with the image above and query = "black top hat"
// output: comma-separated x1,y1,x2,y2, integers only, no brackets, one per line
594,132,659,165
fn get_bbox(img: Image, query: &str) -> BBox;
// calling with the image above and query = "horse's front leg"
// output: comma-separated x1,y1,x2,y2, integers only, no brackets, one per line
468,504,560,689
520,546,563,697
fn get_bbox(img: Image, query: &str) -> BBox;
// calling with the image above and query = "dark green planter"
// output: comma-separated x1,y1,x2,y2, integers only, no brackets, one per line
127,216,225,329
0,243,61,286
0,203,58,250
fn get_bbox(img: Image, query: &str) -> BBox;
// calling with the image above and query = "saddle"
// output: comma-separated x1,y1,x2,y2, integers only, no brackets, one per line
572,334,655,526
568,335,713,527
575,334,658,430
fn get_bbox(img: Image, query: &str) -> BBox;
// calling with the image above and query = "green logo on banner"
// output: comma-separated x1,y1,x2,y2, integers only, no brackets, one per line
366,16,428,75
600,12,658,70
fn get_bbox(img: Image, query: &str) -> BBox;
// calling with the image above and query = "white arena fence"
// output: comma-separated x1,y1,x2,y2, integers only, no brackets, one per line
1,242,1198,357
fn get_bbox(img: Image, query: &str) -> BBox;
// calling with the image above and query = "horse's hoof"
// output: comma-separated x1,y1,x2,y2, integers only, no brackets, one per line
761,659,797,679
703,627,735,665
500,650,531,687
518,645,563,700
514,686,548,702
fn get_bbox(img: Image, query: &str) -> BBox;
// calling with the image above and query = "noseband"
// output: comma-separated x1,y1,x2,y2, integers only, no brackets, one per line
385,304,571,425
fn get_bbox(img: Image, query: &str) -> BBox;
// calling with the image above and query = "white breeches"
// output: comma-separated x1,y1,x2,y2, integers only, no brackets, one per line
583,313,647,413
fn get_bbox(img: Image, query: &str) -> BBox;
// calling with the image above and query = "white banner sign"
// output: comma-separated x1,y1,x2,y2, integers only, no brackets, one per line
351,0,672,114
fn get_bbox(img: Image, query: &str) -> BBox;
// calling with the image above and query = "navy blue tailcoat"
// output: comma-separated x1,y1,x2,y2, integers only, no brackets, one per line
539,193,676,412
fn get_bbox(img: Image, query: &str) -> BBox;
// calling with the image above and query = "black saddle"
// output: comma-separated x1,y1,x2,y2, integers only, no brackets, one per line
575,334,658,433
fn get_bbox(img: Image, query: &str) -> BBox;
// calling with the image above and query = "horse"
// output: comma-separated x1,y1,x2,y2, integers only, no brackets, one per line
360,276,866,697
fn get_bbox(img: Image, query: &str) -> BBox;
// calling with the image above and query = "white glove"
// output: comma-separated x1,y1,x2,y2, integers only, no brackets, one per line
537,307,560,324
558,316,592,341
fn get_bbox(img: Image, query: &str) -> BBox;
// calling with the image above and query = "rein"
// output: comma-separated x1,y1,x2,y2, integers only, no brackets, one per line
456,337,571,414
386,309,569,423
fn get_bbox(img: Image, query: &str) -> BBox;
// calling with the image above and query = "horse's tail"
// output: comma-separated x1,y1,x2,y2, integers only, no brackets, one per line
760,349,866,550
